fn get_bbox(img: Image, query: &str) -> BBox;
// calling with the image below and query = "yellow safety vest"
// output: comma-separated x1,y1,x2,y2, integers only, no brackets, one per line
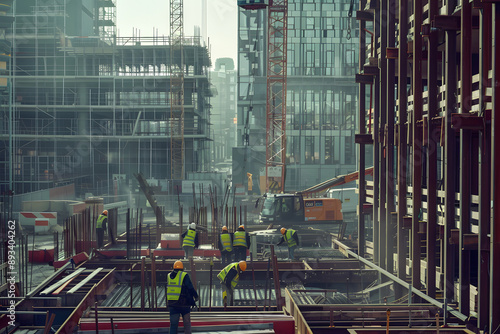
217,262,240,289
285,229,297,248
220,233,233,252
167,271,187,301
96,214,106,229
182,229,196,247
233,231,247,248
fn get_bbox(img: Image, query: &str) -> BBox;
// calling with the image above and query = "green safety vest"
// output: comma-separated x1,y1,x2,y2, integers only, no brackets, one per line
233,231,247,248
182,229,196,247
285,229,297,248
220,233,233,252
96,214,106,229
167,271,187,301
217,262,240,289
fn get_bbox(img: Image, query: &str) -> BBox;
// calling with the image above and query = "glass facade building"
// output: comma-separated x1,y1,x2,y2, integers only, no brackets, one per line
237,0,359,192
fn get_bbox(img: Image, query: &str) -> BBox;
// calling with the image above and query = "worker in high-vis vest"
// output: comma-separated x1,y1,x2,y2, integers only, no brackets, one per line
232,225,251,261
167,260,198,334
96,210,108,248
218,226,233,266
277,227,300,261
181,223,199,259
217,261,247,307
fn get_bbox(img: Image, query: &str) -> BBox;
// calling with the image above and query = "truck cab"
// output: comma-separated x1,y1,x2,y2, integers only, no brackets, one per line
259,193,304,224
258,193,343,225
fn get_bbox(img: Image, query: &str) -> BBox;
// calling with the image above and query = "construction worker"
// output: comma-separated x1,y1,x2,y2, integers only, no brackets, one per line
181,223,199,259
167,260,198,334
232,225,250,261
218,226,233,266
277,227,299,261
96,210,108,248
217,261,247,306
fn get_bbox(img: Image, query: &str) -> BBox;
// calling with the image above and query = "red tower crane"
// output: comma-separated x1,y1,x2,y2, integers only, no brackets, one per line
238,0,288,194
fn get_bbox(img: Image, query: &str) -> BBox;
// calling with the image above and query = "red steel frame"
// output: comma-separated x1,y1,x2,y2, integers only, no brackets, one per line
265,0,288,193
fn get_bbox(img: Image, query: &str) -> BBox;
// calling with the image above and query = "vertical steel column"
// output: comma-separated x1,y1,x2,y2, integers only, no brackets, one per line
412,0,423,295
426,0,439,299
385,0,396,275
358,0,367,258
490,4,500,332
373,0,381,265
478,2,492,330
379,0,388,271
444,0,458,304
396,0,408,300
459,0,472,316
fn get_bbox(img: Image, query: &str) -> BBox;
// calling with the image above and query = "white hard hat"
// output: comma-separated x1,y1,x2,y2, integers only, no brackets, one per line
189,223,196,230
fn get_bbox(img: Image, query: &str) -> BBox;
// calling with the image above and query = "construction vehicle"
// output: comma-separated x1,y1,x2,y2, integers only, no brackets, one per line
257,167,374,227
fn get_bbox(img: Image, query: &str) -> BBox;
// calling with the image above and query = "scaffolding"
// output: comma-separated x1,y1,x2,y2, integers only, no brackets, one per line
355,0,500,331
0,0,212,197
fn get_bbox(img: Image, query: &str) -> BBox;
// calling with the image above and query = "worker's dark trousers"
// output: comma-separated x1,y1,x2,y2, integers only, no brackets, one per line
96,228,104,248
233,246,247,261
169,306,192,334
221,250,232,266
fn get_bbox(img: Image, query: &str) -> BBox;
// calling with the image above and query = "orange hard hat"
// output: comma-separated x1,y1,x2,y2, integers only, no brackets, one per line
280,227,286,235
102,210,108,216
238,261,247,272
222,226,228,231
239,225,245,230
173,260,184,270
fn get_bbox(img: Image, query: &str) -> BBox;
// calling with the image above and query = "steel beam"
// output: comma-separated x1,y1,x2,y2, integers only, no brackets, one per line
395,0,408,298
490,3,500,332
412,0,424,296
444,0,458,305
426,0,439,300
478,2,492,330
358,0,368,258
372,0,381,266
379,0,388,273
385,0,396,277
459,0,473,316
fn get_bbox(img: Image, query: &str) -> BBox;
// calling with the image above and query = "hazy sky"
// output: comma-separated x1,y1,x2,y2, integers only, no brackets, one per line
116,0,238,67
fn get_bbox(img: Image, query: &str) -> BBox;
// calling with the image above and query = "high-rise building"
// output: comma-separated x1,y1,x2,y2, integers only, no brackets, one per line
0,0,14,197
210,58,237,165
0,0,212,197
236,0,359,192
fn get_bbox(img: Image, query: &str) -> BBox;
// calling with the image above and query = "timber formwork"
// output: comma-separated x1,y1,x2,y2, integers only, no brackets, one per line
355,0,500,332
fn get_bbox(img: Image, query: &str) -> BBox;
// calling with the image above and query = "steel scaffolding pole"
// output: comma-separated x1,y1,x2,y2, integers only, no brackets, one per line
412,0,423,296
396,0,408,301
490,4,500,332
478,2,492,330
426,0,439,300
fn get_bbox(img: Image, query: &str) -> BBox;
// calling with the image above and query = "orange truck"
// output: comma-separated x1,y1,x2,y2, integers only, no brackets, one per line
258,168,373,226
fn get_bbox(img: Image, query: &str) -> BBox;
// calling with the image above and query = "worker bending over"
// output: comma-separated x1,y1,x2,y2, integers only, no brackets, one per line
232,225,250,261
167,260,198,334
218,226,233,266
181,223,199,259
277,227,299,261
217,261,247,307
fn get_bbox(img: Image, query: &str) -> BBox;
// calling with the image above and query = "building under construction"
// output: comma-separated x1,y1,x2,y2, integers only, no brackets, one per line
0,0,213,198
2,0,500,333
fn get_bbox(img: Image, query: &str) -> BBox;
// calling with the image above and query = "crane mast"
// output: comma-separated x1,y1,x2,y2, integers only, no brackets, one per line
170,0,185,180
265,0,288,193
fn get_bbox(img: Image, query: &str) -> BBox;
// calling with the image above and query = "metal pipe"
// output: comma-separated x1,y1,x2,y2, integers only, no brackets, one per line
250,252,258,310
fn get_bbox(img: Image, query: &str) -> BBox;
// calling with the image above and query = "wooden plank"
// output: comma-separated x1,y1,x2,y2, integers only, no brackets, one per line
67,268,104,294
40,268,86,295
